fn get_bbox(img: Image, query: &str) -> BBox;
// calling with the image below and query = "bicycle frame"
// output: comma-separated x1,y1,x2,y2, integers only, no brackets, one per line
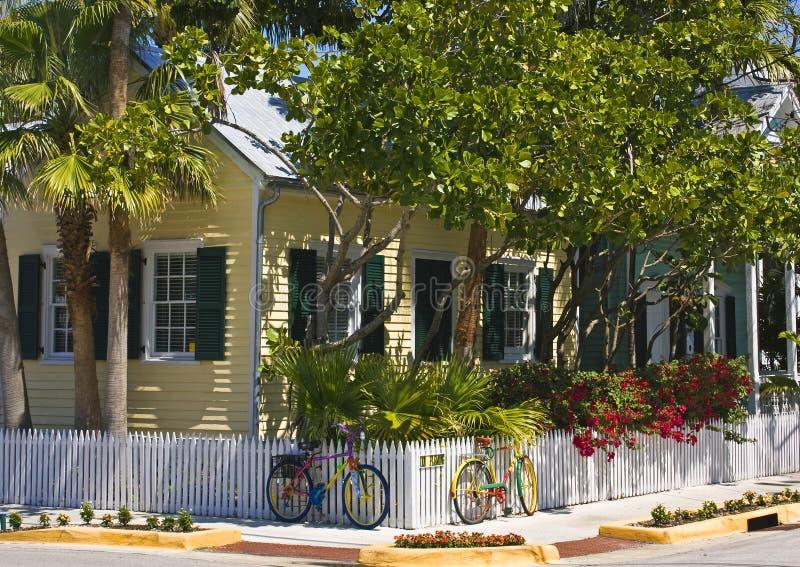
284,426,362,502
480,443,525,502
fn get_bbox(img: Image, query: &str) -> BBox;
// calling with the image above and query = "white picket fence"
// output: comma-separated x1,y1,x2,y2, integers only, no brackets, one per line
0,413,798,529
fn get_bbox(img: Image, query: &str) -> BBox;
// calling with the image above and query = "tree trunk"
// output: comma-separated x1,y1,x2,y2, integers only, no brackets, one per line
108,5,131,117
102,4,132,433
0,217,32,429
58,206,101,430
453,222,487,360
103,209,130,433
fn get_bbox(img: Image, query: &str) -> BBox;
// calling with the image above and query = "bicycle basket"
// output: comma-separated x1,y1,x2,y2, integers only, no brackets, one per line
271,454,306,470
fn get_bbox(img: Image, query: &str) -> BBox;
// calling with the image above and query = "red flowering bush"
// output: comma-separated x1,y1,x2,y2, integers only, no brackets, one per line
491,355,752,460
394,530,525,548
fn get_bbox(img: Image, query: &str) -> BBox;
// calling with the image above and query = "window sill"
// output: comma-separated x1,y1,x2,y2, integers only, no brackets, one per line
141,356,200,365
40,357,74,365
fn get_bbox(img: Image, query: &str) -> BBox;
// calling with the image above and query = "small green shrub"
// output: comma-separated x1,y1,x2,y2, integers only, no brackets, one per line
771,493,785,504
650,504,672,527
56,513,71,527
161,516,176,531
724,499,745,513
38,513,50,528
100,514,114,528
756,494,768,506
79,501,94,524
145,516,160,530
743,490,756,505
117,505,132,527
8,512,22,530
791,490,800,503
700,501,719,518
177,509,194,532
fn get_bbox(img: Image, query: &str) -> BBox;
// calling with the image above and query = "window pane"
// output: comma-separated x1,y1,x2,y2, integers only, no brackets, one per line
169,277,184,301
155,254,169,277
155,278,169,301
155,329,170,352
185,306,196,328
155,304,170,327
169,329,185,352
169,254,184,276
185,277,196,301
170,303,185,327
54,306,69,329
184,254,196,276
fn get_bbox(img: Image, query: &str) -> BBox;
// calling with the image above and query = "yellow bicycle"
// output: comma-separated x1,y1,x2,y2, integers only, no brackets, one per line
450,436,537,524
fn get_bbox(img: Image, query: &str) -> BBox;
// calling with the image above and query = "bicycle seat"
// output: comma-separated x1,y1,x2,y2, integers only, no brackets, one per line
299,440,321,452
475,437,492,447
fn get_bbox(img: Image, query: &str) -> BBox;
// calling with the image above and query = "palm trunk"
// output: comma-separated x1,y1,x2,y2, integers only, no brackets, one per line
58,206,101,430
0,216,32,429
453,222,487,360
102,4,132,433
103,209,130,433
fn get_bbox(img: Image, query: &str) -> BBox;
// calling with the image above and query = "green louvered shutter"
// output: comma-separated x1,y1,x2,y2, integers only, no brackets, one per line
535,267,554,361
18,254,41,360
634,295,648,368
289,248,317,342
725,295,737,357
361,255,385,354
195,246,227,360
414,258,452,360
91,251,110,360
128,249,142,359
482,264,505,361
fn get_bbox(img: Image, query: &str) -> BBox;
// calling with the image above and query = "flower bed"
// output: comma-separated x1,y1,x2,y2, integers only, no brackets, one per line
394,530,525,548
359,534,559,567
599,489,800,544
642,489,800,528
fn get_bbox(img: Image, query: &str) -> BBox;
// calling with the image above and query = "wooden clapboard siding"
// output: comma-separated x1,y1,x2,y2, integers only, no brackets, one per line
3,148,254,433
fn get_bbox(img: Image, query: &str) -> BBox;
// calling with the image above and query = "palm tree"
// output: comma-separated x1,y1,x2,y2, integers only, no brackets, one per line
0,0,109,429
0,170,33,429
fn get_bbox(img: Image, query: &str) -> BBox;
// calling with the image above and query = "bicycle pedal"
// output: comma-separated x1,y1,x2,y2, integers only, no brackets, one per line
502,507,513,516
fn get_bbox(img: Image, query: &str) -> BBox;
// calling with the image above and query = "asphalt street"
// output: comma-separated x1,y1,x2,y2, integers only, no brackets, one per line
1,527,798,567
561,527,800,566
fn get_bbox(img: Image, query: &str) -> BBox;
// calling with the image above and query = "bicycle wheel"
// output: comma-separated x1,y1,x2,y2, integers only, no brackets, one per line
342,464,389,529
267,462,313,522
451,458,493,524
516,455,538,516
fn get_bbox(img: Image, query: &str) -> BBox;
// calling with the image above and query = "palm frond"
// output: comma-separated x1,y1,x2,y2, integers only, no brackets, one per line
759,374,800,396
31,152,96,209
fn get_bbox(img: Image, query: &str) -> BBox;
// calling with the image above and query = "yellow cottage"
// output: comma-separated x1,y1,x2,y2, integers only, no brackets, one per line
3,52,569,437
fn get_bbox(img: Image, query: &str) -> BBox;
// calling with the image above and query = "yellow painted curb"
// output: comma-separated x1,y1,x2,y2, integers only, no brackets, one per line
0,525,241,550
357,542,560,566
599,502,800,544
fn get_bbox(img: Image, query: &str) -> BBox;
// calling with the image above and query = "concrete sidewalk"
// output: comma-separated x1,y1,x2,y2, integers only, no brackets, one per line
197,471,800,547
7,471,798,550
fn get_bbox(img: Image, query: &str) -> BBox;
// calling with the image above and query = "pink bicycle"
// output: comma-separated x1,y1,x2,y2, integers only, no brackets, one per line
266,424,389,529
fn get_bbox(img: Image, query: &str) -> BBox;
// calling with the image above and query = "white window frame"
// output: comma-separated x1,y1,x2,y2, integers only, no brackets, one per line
310,241,361,342
712,281,731,356
500,258,536,363
41,244,73,363
142,239,203,362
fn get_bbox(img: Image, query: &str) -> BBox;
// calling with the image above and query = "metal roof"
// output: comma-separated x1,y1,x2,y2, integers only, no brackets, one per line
135,43,300,180
727,82,797,136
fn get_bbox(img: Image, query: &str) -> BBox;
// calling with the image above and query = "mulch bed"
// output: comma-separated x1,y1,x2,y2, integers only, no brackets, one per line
209,540,361,562
553,535,649,558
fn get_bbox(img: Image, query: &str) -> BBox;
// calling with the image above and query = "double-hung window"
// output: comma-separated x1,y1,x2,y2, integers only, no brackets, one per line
482,259,536,363
143,240,201,361
314,248,360,342
42,245,72,361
